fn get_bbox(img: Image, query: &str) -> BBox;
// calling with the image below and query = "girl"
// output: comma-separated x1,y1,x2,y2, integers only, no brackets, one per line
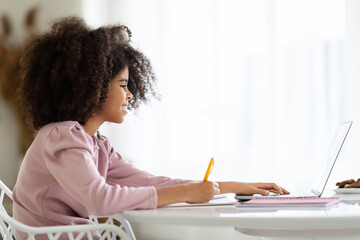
13,16,288,235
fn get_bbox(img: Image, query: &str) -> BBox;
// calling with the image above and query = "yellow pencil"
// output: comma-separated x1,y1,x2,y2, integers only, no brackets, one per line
203,158,214,182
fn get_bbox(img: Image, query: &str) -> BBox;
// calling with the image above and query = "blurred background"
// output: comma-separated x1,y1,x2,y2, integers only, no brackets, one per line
0,0,359,192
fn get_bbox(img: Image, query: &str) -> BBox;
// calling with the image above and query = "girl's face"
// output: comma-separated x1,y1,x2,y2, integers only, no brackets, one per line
100,66,133,124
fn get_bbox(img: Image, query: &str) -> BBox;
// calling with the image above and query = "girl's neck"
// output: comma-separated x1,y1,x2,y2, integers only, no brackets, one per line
82,117,103,136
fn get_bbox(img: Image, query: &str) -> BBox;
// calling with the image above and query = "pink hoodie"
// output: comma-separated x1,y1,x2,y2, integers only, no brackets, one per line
13,121,190,235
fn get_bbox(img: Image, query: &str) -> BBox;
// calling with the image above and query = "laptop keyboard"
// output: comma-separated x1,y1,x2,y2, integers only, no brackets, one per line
266,192,317,198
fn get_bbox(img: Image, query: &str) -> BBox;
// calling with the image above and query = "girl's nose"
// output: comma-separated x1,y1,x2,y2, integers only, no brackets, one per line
127,89,133,100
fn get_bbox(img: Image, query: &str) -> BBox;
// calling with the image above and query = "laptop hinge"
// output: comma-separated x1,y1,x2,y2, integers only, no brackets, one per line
311,189,321,196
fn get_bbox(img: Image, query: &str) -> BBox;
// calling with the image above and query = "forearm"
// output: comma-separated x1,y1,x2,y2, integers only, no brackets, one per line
218,181,238,194
218,181,289,195
156,181,220,206
156,185,189,206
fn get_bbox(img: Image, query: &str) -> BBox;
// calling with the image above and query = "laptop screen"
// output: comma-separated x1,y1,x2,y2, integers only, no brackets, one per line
311,121,352,196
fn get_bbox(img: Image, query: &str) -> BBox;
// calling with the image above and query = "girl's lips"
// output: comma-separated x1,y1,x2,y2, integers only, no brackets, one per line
121,105,128,113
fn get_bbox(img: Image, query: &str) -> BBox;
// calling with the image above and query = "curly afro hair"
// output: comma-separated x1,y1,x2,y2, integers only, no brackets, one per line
18,16,157,130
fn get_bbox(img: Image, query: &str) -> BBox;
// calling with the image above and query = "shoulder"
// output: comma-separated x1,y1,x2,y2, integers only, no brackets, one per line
39,121,94,150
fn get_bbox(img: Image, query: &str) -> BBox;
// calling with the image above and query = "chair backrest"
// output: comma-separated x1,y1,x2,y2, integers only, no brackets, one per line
0,180,134,240
0,180,12,214
0,180,14,238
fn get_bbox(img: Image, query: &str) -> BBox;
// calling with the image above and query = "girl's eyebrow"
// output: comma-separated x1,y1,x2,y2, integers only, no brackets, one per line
118,79,128,83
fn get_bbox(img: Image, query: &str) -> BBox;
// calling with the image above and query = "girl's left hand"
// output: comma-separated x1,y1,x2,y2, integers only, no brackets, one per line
234,182,290,196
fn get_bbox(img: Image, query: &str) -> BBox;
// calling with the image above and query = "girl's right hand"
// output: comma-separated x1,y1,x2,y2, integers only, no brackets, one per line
184,181,220,203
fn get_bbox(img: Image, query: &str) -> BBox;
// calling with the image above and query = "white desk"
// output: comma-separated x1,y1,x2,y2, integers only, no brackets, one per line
121,193,360,240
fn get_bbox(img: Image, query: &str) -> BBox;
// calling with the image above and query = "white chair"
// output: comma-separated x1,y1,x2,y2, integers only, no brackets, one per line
0,180,136,240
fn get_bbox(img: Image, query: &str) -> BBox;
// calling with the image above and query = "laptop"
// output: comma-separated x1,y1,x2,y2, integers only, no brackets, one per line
235,121,353,201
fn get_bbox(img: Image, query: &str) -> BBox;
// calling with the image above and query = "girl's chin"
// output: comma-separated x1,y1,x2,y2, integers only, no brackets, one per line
116,117,125,123
107,116,125,124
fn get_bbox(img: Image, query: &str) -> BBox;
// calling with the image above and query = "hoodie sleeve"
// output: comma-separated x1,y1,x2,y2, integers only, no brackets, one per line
43,124,158,216
102,138,194,188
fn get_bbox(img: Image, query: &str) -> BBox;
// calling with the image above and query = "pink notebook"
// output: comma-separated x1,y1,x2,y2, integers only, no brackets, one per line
237,197,340,208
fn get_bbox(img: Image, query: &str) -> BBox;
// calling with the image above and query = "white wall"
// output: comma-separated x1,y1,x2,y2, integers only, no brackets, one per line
331,0,360,185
